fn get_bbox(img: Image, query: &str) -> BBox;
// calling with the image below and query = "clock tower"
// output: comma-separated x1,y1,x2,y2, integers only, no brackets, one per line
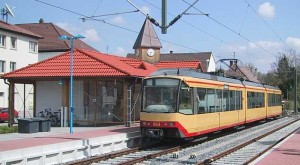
133,18,162,64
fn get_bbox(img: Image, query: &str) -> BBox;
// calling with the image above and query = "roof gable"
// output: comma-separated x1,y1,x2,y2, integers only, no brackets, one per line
16,23,97,52
133,18,162,49
225,64,259,83
127,52,212,71
0,20,42,39
155,61,203,71
1,49,157,79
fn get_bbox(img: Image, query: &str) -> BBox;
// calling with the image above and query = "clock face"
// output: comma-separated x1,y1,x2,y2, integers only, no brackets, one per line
147,48,155,57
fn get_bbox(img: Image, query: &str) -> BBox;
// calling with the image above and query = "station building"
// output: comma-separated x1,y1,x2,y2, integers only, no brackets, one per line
1,18,213,126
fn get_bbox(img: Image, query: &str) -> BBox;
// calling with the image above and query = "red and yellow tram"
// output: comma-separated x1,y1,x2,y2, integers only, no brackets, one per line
140,69,282,139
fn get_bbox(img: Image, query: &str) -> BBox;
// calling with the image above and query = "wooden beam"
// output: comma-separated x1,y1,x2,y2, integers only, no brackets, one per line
33,82,36,117
8,82,15,127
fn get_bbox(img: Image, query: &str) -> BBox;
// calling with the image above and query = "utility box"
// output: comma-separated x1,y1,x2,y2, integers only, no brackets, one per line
35,117,51,132
18,118,39,133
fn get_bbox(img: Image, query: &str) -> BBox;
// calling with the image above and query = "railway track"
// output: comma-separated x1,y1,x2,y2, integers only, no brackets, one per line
66,116,299,165
198,117,300,165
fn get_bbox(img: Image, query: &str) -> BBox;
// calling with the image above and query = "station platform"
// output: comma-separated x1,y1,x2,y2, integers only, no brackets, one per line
0,124,141,165
252,128,300,165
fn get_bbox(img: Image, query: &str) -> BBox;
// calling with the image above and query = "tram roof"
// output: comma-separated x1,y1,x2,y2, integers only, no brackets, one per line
263,84,280,90
150,69,243,85
150,69,280,90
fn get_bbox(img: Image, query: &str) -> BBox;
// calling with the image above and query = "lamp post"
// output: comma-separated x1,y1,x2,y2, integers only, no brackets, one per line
59,34,85,133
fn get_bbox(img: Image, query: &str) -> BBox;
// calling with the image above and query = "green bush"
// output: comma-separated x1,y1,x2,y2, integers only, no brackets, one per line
0,126,18,134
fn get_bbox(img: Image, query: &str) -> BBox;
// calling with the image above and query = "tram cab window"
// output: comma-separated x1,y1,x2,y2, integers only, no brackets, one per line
142,78,179,113
179,83,193,115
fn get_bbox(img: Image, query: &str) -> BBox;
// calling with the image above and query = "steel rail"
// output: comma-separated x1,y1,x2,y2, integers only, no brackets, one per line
66,142,162,165
197,118,300,165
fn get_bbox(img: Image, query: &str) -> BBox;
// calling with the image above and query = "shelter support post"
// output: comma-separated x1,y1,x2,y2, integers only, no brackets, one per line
8,82,15,127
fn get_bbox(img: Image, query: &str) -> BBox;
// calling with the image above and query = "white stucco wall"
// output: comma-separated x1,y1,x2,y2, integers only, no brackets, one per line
36,81,62,115
207,54,216,72
0,30,39,111
39,52,65,61
36,81,84,119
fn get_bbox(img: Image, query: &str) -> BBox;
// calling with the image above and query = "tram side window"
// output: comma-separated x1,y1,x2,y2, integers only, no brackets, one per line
259,93,265,107
196,88,242,113
196,88,207,114
179,83,193,114
247,91,265,109
268,93,274,106
236,91,242,110
268,94,282,106
229,91,235,110
215,89,222,112
207,89,216,112
223,90,230,111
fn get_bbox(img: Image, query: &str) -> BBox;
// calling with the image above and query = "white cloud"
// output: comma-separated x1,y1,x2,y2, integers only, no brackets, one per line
55,22,101,43
110,16,126,25
258,2,275,19
115,47,127,56
83,28,101,42
221,44,247,55
140,6,151,15
286,37,300,52
220,41,284,73
249,41,282,51
55,22,79,35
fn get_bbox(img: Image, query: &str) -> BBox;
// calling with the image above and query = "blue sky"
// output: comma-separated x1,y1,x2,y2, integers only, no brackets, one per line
2,0,300,73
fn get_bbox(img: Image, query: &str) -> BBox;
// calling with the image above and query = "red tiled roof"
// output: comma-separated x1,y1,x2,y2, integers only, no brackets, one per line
1,49,157,79
0,20,42,39
155,61,203,71
17,23,97,52
127,52,212,72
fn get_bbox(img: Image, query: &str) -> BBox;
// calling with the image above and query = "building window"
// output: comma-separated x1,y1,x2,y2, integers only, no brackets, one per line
0,34,6,48
29,41,37,53
0,60,5,72
10,62,16,71
11,37,17,49
0,92,3,97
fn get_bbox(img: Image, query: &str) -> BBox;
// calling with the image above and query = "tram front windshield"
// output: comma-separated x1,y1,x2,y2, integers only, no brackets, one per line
142,78,180,113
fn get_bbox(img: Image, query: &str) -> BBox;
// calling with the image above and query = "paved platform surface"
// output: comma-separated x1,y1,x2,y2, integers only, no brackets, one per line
252,128,300,165
0,123,140,152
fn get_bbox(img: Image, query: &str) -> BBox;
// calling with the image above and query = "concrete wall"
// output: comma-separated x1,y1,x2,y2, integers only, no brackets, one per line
0,130,141,165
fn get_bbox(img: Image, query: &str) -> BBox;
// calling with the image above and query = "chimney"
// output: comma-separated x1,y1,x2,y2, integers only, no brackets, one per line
170,50,173,55
39,18,44,23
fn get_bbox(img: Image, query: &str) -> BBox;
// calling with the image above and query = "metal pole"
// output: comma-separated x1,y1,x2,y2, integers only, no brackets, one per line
162,0,167,34
23,84,26,118
70,38,74,133
295,66,298,114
